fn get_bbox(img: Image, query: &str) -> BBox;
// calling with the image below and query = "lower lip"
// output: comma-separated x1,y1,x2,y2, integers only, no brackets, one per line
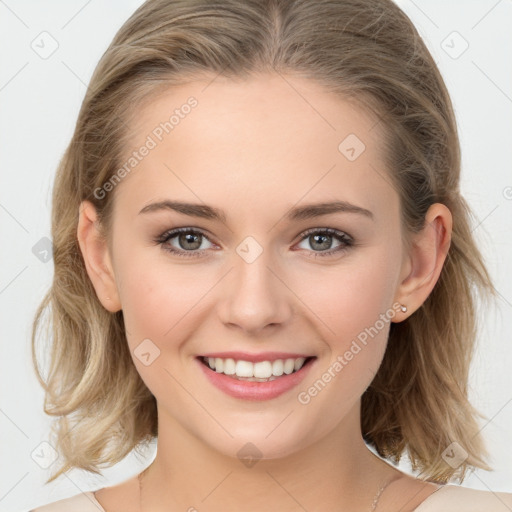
196,357,315,401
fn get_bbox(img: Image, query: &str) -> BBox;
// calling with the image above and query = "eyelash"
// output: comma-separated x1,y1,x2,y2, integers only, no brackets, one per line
154,227,354,259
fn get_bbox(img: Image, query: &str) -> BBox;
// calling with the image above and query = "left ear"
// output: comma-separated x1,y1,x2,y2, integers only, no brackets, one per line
393,203,452,320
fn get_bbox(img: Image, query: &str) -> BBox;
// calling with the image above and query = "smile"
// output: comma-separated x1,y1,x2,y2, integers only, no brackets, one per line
196,354,317,400
201,356,311,381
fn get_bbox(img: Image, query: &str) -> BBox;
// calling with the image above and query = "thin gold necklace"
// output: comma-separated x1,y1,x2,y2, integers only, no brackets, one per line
138,468,400,511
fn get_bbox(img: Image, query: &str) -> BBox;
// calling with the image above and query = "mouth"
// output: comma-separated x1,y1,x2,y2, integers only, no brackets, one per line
196,353,317,400
197,355,317,382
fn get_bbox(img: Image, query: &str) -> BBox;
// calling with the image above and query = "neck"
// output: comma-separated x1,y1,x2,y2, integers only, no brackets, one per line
140,401,400,512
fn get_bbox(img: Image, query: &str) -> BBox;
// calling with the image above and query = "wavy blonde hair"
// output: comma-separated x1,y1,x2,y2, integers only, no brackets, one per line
32,0,497,484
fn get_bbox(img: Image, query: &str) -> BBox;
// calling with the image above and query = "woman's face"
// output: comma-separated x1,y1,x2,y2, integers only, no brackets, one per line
99,73,409,459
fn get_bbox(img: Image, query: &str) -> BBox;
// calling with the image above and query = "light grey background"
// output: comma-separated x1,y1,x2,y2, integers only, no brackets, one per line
1,1,511,511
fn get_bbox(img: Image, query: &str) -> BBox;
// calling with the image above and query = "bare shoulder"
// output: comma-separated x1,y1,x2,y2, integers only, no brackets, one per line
414,484,512,512
29,491,103,512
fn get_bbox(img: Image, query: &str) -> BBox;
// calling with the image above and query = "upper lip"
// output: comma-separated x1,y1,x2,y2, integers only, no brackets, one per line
199,351,315,363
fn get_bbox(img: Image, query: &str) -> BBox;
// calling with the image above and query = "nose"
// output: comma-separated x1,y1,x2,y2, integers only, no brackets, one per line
217,246,293,335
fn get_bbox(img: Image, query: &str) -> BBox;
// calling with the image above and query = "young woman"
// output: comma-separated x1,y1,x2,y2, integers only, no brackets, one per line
30,0,512,511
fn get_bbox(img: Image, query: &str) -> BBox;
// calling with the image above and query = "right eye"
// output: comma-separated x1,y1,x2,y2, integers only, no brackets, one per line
155,227,217,258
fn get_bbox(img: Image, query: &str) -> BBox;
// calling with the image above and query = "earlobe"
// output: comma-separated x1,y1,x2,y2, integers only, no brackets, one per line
393,203,452,321
76,200,121,313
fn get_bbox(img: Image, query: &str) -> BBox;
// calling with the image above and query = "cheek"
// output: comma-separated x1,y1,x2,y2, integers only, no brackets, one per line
301,255,397,346
294,248,400,403
117,255,210,339
293,284,393,437
113,241,224,369
114,253,211,391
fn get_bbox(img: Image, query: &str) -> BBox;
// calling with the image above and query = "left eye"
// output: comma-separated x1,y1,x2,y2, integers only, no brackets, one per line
295,228,353,258
155,227,353,259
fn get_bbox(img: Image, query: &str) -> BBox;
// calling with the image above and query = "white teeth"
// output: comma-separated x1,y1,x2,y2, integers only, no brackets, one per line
272,359,284,376
203,356,310,378
283,359,295,374
235,360,253,377
223,358,236,375
294,357,306,371
253,361,273,379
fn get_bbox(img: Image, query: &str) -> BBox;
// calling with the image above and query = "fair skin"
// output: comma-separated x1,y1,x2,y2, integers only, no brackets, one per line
77,73,452,511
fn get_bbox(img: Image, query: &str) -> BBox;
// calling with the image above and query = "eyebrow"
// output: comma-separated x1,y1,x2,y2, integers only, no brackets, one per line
138,199,374,222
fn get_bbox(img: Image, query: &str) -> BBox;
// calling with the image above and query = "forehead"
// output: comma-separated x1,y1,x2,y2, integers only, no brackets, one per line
115,73,397,224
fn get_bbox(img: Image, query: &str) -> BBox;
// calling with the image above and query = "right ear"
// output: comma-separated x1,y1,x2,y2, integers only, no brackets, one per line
76,200,121,313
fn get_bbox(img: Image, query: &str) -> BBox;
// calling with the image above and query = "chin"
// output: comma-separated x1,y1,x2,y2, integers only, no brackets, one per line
204,424,315,463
